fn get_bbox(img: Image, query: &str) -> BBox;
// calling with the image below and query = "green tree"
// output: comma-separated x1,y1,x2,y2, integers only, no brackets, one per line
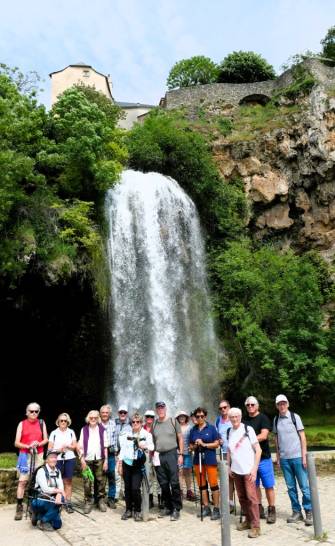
166,56,219,90
0,73,127,304
217,51,276,83
321,25,335,65
210,240,333,399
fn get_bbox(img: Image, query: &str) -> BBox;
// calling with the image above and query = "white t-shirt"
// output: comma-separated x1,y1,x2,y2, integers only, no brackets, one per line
79,426,108,461
228,424,258,475
49,428,77,460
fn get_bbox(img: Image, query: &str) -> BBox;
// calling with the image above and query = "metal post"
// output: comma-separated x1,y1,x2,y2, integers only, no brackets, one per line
219,459,231,546
306,452,323,539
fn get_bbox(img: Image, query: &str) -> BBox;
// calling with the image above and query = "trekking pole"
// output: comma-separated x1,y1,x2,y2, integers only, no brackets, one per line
141,465,150,522
25,448,37,518
219,459,231,546
191,466,198,508
199,448,204,522
307,453,323,539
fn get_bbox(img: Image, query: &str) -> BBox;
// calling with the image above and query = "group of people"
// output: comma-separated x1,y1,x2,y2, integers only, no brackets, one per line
13,394,313,539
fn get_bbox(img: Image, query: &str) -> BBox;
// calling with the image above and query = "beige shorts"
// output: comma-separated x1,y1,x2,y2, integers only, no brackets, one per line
18,452,44,481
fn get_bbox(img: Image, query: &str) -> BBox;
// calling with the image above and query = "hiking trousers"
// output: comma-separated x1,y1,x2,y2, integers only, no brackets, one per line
155,449,182,511
83,459,106,501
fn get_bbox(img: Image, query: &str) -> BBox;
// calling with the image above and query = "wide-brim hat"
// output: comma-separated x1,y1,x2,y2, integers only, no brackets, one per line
175,410,189,419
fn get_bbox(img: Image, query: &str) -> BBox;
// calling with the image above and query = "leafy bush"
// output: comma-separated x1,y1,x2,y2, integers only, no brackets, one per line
210,240,335,399
278,64,316,101
167,56,219,90
217,117,233,136
217,51,276,83
321,25,335,65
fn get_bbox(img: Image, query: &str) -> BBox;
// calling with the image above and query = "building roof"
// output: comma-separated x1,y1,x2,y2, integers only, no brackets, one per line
116,101,155,109
49,63,113,99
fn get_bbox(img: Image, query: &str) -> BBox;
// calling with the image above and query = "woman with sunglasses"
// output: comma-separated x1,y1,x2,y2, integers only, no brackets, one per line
78,410,108,514
48,413,77,513
117,413,154,522
189,407,221,520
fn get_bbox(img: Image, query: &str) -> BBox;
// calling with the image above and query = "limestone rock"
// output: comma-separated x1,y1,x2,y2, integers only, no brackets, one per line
256,204,294,230
250,171,289,203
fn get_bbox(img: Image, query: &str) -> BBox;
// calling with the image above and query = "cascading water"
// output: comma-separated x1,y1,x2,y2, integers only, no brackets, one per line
106,169,219,412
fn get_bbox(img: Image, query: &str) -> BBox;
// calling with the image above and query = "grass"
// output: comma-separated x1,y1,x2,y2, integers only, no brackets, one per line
304,426,335,447
0,452,17,469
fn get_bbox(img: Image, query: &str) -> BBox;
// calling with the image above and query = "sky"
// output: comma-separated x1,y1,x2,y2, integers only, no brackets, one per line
1,0,334,108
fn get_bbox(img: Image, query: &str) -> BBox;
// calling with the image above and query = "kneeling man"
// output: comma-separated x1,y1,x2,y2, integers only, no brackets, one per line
31,449,65,531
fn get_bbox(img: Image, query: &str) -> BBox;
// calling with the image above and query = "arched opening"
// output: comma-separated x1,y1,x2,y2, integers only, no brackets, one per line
239,93,271,106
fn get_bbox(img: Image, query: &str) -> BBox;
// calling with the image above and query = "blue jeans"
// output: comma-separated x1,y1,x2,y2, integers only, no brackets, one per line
280,457,311,512
31,498,62,529
107,453,116,499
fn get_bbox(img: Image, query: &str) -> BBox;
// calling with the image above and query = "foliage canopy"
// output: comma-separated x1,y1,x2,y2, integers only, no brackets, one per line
166,56,219,89
321,25,335,65
218,51,276,83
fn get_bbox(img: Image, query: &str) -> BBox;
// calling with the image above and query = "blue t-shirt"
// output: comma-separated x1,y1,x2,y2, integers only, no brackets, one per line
216,416,232,454
189,423,219,466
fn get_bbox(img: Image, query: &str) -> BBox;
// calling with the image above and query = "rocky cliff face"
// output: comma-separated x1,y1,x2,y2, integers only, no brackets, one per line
211,80,335,259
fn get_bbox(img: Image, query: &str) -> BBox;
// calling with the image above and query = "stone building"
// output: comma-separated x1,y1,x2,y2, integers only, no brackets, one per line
49,62,155,128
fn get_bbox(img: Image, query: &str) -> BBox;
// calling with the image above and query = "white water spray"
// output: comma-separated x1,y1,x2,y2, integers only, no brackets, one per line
106,170,218,412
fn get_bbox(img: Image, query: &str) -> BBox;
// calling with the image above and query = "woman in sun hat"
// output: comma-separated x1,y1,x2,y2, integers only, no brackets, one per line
175,410,195,501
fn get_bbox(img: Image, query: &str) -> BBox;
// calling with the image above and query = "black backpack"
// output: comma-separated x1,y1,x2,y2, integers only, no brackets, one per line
274,410,298,434
28,464,60,498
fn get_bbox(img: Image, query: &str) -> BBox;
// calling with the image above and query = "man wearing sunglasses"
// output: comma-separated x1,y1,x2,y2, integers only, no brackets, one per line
244,396,276,524
14,402,48,521
115,406,131,503
189,407,220,520
215,400,234,512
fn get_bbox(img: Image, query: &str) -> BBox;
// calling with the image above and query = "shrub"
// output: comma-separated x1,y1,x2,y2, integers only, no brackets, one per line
217,51,276,83
167,56,219,90
321,25,335,65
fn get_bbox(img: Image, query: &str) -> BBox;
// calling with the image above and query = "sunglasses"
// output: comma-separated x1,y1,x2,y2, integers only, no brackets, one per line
89,416,98,419
219,406,228,410
119,411,127,414
59,419,68,423
132,420,141,424
29,410,39,413
246,403,255,407
195,415,205,419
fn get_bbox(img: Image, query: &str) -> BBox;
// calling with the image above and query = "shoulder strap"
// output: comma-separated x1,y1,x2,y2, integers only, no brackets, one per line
274,415,278,431
290,411,297,430
39,419,44,436
227,426,231,440
215,416,220,429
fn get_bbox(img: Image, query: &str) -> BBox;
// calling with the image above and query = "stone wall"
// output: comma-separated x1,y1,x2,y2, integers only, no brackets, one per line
0,469,17,504
165,60,335,110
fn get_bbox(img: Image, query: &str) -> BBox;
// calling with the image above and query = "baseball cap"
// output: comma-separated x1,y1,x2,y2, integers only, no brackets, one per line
245,396,259,406
155,401,166,408
275,394,289,404
46,449,59,457
144,410,155,417
118,405,128,413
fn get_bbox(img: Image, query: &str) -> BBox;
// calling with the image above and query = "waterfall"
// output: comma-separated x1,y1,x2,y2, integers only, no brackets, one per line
106,169,218,412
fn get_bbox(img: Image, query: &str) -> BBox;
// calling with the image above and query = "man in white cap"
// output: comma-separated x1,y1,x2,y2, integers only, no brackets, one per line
244,396,276,523
273,394,312,526
115,406,131,502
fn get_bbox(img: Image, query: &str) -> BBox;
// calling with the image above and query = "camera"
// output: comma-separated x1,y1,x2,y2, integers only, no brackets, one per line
127,436,146,449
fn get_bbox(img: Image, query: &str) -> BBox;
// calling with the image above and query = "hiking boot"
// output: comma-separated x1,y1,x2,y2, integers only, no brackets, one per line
149,493,154,509
134,511,143,522
211,507,221,521
83,501,93,514
259,504,265,519
248,527,261,538
98,499,107,512
287,511,304,523
158,507,171,518
38,521,55,532
170,509,180,521
305,510,313,526
30,510,38,527
14,503,24,521
121,509,132,520
107,498,116,509
266,506,276,524
197,505,212,518
186,490,196,502
237,520,251,531
65,502,74,514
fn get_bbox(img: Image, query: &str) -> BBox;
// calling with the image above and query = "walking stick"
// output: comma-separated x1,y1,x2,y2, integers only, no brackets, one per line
25,448,37,519
191,466,198,508
199,447,204,522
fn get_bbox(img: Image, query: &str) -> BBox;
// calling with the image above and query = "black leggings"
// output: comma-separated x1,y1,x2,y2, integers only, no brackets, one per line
122,461,143,512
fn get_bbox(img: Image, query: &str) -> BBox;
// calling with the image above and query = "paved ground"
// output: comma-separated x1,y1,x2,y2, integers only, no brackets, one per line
1,475,334,546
